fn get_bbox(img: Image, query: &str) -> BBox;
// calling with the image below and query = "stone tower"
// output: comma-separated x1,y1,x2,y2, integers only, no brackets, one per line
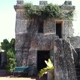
14,0,76,76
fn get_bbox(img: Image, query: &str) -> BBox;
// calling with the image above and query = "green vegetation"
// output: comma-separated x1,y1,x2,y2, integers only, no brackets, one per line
6,49,16,73
38,59,54,80
1,38,16,73
24,3,74,21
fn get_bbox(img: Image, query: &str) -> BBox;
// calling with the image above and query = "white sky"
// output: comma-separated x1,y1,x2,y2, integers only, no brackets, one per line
0,0,80,42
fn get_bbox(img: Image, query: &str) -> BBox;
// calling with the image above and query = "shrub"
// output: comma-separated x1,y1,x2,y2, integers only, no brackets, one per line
24,3,74,20
5,49,16,73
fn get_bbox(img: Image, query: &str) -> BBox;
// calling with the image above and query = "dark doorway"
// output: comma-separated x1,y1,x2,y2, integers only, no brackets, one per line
38,21,43,33
37,51,50,71
56,23,62,38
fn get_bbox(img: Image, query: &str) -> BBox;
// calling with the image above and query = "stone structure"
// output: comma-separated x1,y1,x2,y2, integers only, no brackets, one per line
14,0,78,80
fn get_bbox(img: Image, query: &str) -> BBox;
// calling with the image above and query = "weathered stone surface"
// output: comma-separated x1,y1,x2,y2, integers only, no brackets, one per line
63,20,74,39
31,34,55,50
44,19,56,34
75,48,80,67
17,0,24,5
15,19,27,34
70,36,80,48
54,39,77,80
27,50,37,75
16,9,26,20
39,1,47,5
64,1,72,5
15,51,29,66
61,1,75,10
15,9,27,34
15,33,30,50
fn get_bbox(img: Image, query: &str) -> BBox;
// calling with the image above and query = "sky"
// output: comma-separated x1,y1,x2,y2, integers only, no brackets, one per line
0,0,80,42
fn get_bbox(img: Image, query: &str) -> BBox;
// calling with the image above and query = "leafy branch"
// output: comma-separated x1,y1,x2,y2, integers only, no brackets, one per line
24,3,74,21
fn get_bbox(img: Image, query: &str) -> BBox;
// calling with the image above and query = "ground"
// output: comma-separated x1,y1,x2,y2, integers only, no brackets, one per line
0,70,47,80
0,76,47,80
0,75,47,80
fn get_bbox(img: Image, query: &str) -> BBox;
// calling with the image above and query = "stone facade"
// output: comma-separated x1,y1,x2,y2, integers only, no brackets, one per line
14,0,78,79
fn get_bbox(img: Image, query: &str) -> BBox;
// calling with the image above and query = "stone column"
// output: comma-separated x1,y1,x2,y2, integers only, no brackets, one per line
14,0,29,66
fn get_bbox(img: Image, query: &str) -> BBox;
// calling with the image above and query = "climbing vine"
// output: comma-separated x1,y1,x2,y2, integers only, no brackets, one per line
24,3,74,21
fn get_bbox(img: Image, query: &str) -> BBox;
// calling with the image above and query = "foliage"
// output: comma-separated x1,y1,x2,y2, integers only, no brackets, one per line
38,59,54,79
1,38,15,52
24,3,74,20
1,38,16,73
5,49,16,73
67,11,74,20
1,39,10,52
10,38,15,52
0,45,2,50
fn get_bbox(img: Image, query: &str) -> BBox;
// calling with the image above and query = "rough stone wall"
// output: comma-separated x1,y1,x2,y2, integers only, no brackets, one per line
15,9,27,34
31,34,55,50
63,20,74,39
14,13,75,76
68,21,74,37
15,7,29,66
27,50,37,75
44,19,56,34
54,39,77,80
70,36,80,48
26,21,58,75
15,33,30,66
15,18,57,75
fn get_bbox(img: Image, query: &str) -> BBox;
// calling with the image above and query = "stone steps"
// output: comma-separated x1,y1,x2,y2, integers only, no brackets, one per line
0,70,7,76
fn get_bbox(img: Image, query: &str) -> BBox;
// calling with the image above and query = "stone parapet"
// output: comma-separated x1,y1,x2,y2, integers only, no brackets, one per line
61,5,75,10
64,1,72,5
39,1,47,5
61,1,75,10
17,0,24,5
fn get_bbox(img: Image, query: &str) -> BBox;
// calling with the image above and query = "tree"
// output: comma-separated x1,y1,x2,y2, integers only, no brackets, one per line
1,39,10,52
1,38,16,73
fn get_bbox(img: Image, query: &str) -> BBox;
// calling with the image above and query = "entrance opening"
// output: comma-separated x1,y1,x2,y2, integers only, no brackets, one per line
56,23,62,38
38,21,43,33
37,51,50,71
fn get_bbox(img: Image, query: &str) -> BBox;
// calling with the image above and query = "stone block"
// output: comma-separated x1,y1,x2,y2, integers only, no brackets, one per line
54,39,77,80
39,1,47,5
64,1,72,5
